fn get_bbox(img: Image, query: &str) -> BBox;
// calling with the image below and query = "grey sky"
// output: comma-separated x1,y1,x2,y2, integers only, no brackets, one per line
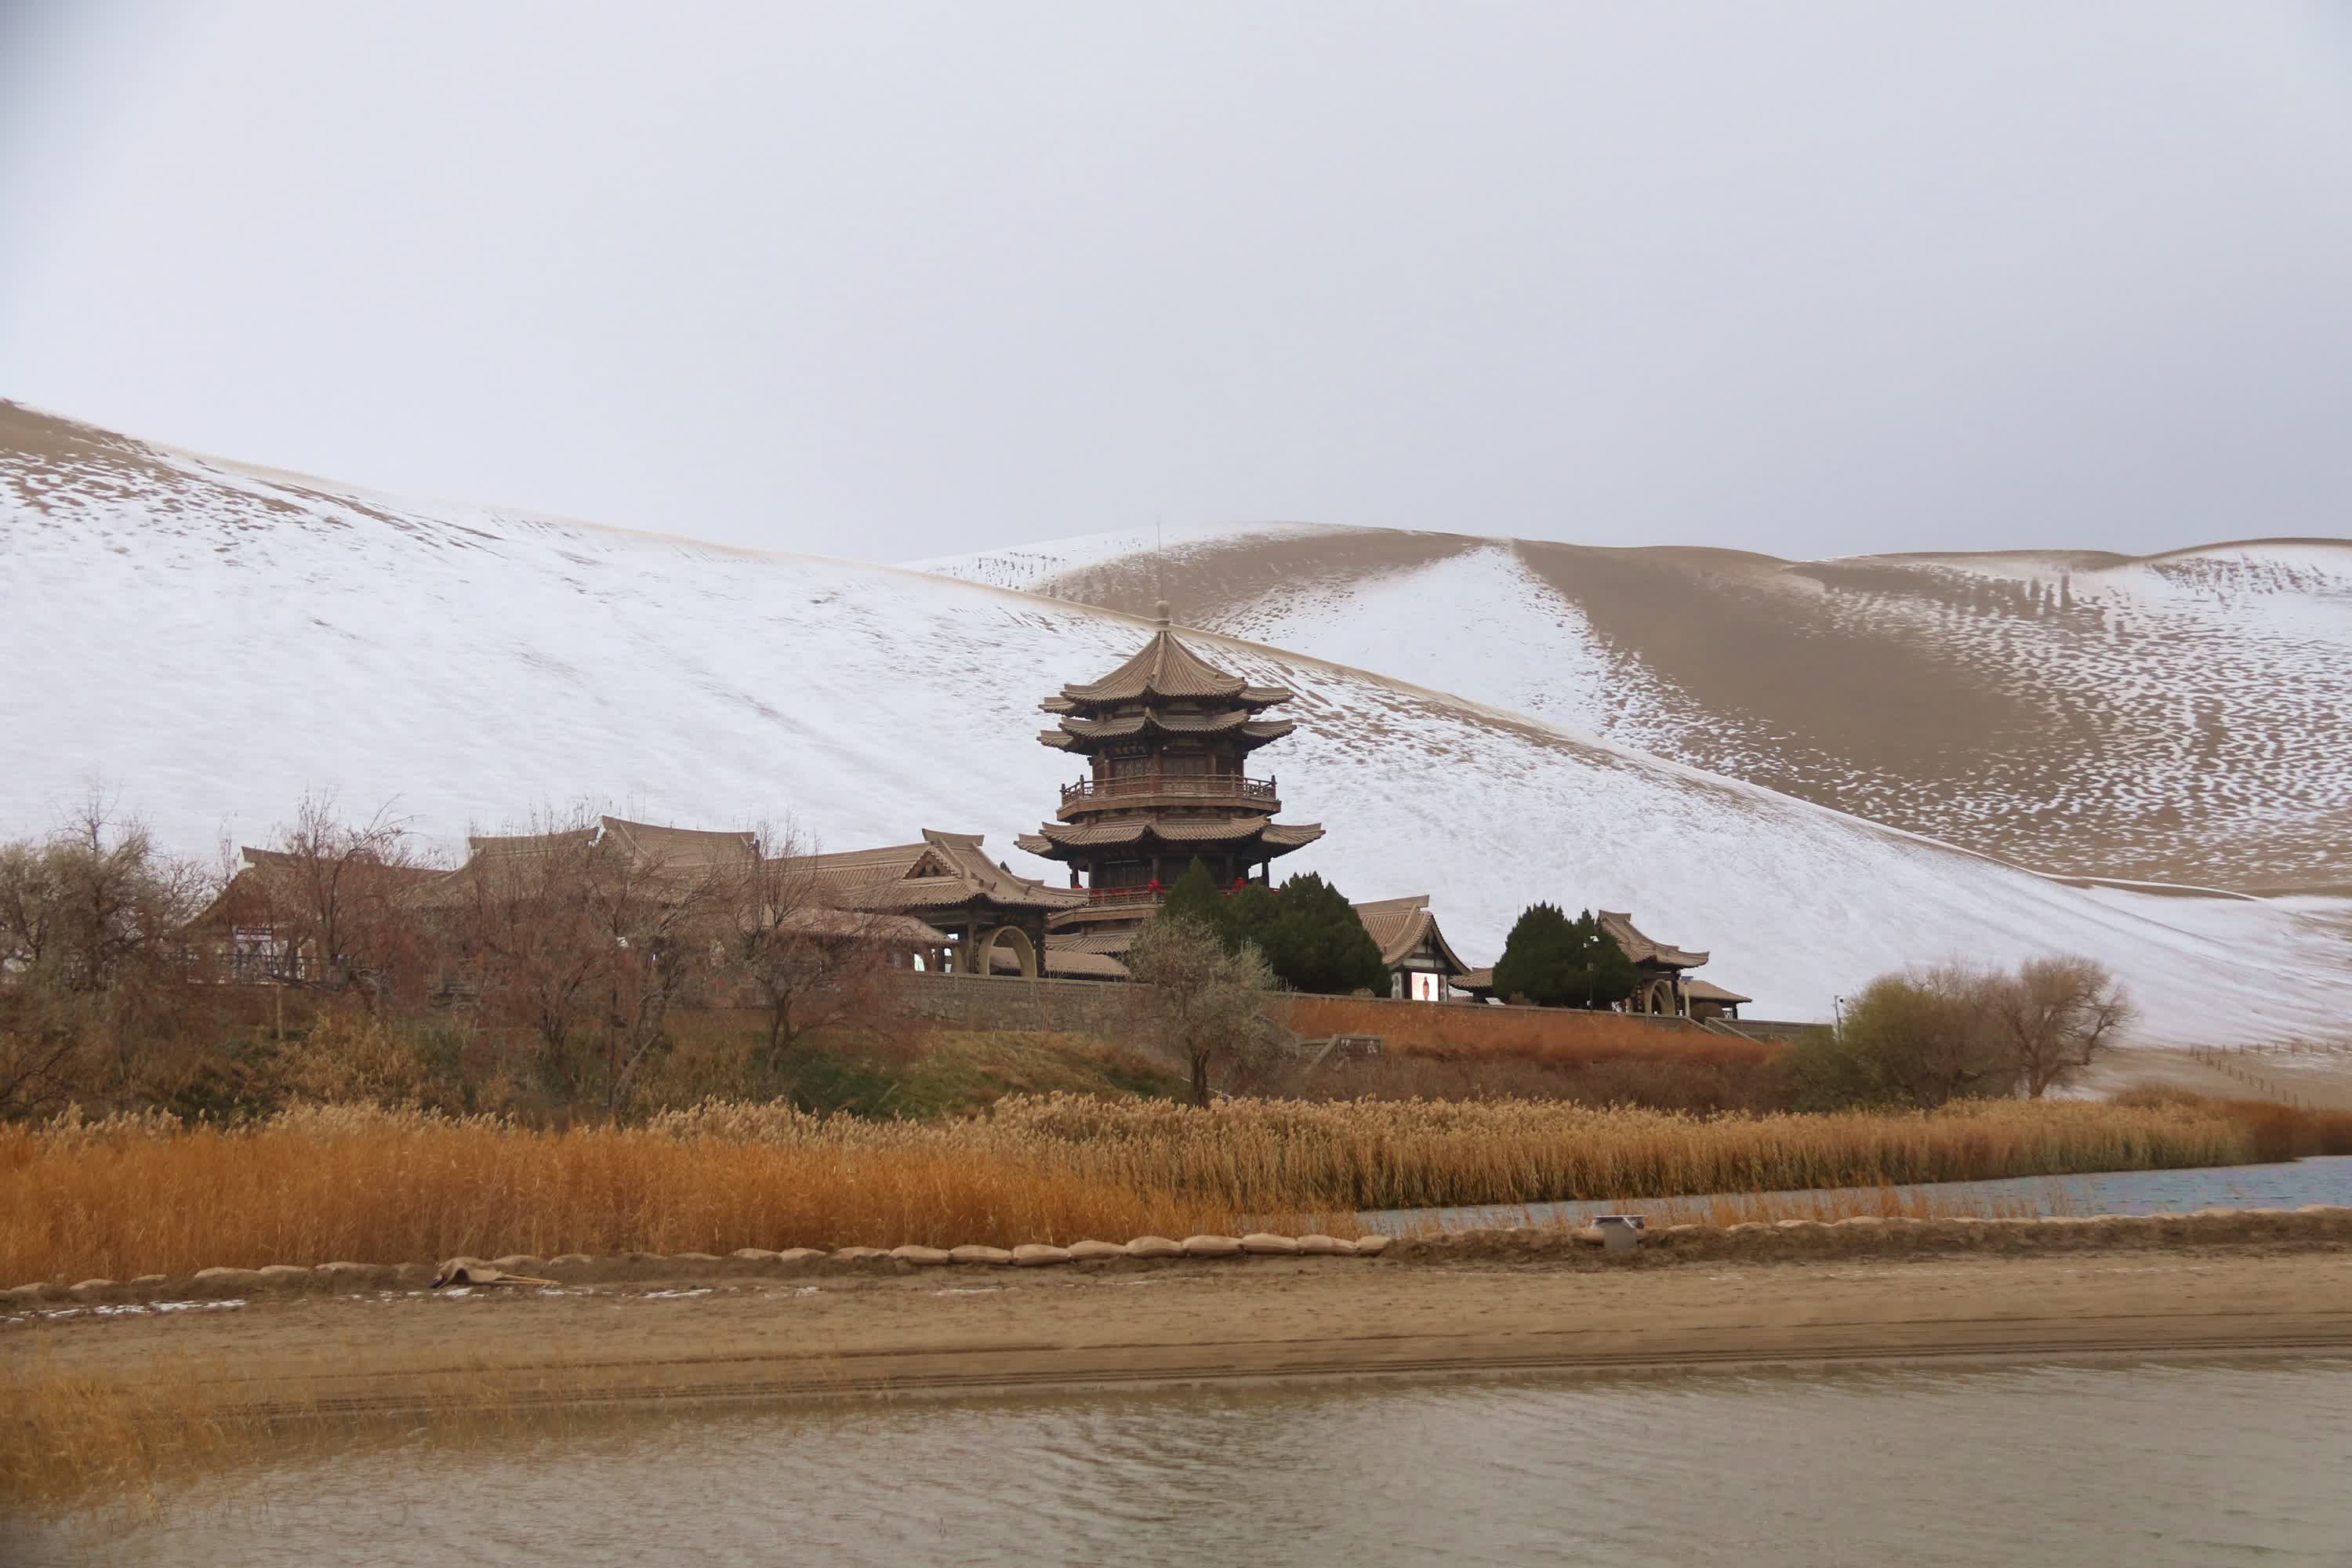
5,2,2350,561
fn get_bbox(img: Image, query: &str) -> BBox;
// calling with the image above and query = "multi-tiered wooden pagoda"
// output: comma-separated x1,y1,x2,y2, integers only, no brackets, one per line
1018,604,1323,957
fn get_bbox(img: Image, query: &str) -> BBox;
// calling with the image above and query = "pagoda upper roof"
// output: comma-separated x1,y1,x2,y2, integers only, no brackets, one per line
1048,630,1293,712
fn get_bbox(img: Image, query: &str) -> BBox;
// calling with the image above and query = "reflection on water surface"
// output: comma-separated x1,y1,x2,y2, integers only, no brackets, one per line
15,1358,2352,1566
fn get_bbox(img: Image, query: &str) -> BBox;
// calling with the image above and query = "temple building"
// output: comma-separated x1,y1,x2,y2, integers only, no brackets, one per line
1352,895,1474,1002
1017,605,1323,959
1599,909,1709,1016
811,829,1088,978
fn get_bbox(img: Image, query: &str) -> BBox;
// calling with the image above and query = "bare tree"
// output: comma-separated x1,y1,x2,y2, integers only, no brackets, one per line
0,790,212,1105
1125,913,1283,1106
49,789,211,999
453,810,611,1100
724,819,896,1064
458,810,739,1120
244,791,441,1006
1987,955,2134,1097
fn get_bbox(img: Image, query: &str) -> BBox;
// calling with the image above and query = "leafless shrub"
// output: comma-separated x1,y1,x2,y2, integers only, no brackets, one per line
1795,953,2135,1109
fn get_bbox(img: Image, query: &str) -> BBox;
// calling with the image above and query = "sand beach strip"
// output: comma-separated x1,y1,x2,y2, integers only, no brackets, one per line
13,1235,2352,1419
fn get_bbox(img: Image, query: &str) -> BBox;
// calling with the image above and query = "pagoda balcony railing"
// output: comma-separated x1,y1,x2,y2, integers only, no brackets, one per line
1081,886,1168,908
1079,880,1265,908
1059,773,1278,808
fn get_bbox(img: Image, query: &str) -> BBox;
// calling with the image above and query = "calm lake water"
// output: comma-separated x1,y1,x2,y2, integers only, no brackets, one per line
1366,1153,2352,1232
15,1359,2352,1566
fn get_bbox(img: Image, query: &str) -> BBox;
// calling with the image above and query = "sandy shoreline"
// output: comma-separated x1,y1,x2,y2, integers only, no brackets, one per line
13,1238,2352,1417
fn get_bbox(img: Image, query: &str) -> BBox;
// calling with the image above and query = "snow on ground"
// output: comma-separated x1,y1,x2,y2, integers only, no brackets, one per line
6,420,2352,1040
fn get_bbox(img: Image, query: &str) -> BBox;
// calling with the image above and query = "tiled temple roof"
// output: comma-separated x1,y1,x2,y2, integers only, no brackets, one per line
1600,910,1708,969
1043,941,1131,980
809,829,1083,915
1352,894,1472,975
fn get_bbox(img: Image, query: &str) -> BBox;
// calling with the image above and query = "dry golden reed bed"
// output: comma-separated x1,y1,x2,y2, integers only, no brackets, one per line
0,1094,2265,1284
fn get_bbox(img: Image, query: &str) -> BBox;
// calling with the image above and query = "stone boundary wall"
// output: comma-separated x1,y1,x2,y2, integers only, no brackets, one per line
886,973,1134,1034
1721,1018,1818,1044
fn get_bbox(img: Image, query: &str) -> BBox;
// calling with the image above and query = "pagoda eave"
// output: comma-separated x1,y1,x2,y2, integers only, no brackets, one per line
1019,818,1323,863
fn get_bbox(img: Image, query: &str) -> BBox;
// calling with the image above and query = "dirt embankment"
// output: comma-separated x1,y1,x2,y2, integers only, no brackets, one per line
11,1213,2351,1419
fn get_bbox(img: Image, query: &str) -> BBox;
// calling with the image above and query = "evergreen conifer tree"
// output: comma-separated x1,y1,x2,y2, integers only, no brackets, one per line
1157,858,1230,942
1562,908,1639,1010
1491,902,1573,1006
1221,880,1281,956
1223,871,1387,995
1491,903,1639,1008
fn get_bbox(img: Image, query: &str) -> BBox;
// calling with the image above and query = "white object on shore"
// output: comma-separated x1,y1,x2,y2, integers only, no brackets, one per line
1595,1215,1646,1254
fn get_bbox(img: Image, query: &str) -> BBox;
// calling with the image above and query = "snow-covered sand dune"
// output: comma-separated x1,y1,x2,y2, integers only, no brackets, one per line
7,402,2350,1039
923,526,2352,894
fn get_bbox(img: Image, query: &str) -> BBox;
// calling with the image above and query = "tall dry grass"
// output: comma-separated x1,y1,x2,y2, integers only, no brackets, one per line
0,1093,2275,1284
0,1105,1300,1283
961,1094,2252,1210
1272,995,1777,1065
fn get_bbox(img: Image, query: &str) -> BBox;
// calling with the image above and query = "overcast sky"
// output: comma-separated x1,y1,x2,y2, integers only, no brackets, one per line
5,2,2350,562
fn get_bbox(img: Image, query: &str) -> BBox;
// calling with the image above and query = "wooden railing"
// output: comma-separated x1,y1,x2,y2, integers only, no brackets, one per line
1082,886,1166,907
1060,774,1277,806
